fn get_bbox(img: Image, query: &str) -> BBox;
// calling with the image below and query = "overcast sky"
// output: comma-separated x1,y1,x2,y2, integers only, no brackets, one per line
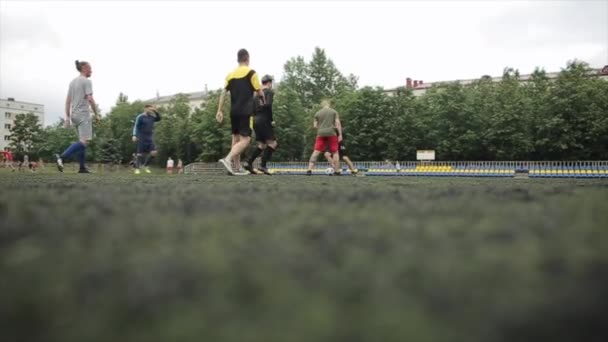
1,0,606,125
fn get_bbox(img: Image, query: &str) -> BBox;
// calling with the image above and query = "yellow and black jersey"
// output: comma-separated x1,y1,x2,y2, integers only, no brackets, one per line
224,65,261,117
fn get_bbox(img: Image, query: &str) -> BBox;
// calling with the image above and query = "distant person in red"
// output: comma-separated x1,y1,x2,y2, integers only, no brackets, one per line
3,150,16,172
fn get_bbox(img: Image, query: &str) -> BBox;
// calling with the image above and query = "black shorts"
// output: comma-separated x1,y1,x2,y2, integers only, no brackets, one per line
339,144,349,158
254,118,275,142
326,144,348,157
231,114,252,137
137,138,156,154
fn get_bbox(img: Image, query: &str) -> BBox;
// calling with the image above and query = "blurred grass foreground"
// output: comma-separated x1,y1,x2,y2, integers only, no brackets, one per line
1,172,607,342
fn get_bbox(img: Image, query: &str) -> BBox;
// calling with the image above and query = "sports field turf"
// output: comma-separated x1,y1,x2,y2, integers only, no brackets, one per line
1,171,607,342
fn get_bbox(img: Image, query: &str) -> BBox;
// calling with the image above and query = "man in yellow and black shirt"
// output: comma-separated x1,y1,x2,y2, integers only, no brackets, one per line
216,48,264,175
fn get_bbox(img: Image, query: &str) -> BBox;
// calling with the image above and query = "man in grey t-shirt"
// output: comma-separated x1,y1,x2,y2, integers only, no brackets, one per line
56,60,99,173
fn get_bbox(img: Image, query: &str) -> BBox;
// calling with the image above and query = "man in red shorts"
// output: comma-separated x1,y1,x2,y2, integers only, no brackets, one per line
306,100,342,176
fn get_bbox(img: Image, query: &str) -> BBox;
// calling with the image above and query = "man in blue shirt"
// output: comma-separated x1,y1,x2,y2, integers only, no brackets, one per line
132,104,161,174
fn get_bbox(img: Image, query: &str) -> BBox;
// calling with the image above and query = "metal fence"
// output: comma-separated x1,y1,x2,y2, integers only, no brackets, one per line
184,161,608,178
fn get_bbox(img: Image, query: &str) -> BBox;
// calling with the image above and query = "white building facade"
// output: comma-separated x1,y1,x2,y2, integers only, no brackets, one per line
0,98,45,151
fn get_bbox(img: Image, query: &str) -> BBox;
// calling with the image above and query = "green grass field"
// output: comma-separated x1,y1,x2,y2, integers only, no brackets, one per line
1,170,607,342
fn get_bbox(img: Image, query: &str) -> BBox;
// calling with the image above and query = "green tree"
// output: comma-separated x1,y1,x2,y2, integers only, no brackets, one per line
38,119,77,161
9,113,43,157
98,137,123,164
272,87,306,160
336,87,392,160
535,61,608,160
192,91,232,162
282,56,313,110
308,47,355,104
482,68,533,160
155,94,198,164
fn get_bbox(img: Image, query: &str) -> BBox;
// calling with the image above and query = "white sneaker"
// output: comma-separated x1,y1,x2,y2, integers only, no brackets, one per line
55,154,64,172
219,158,234,175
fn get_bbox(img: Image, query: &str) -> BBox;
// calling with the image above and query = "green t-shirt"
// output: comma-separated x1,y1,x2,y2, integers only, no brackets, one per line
315,108,338,137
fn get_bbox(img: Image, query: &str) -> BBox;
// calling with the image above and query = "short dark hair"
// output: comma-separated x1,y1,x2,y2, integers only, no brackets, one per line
237,49,249,63
75,60,89,72
145,104,154,109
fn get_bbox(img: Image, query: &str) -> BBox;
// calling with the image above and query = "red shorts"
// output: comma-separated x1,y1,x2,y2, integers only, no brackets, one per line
314,136,339,153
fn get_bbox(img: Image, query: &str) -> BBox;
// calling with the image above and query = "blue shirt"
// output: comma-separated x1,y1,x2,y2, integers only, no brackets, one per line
133,112,161,137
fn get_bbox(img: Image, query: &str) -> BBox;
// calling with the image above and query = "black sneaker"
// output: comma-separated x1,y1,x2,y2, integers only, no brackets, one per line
333,171,342,176
306,170,312,176
78,168,92,174
259,167,272,175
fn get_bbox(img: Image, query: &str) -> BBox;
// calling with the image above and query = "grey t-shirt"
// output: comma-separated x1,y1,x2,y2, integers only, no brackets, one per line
314,107,338,137
68,76,93,116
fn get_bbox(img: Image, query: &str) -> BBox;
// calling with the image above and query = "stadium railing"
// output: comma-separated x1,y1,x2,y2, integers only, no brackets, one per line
183,161,608,178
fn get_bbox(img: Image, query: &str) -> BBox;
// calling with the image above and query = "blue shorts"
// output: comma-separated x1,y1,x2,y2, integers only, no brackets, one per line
137,138,156,154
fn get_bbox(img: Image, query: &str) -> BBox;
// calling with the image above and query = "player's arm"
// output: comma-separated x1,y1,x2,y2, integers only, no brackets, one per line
216,89,227,123
313,117,318,129
265,91,274,123
251,72,265,105
153,110,161,122
64,92,72,128
217,75,231,123
84,79,98,116
132,114,142,142
335,113,343,142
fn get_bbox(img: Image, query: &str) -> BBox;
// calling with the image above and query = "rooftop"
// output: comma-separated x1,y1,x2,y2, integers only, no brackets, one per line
144,91,208,104
386,65,608,92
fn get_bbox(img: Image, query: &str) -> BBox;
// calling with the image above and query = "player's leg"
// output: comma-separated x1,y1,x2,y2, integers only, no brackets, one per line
231,134,242,171
307,137,325,175
329,136,340,173
76,116,92,173
259,139,277,174
342,156,357,173
143,141,157,173
220,116,252,174
245,120,267,174
324,151,334,168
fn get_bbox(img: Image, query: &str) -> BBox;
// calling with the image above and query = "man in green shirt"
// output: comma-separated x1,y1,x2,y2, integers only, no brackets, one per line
306,100,342,176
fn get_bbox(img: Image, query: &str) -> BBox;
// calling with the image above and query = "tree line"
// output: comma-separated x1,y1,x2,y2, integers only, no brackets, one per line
9,48,608,164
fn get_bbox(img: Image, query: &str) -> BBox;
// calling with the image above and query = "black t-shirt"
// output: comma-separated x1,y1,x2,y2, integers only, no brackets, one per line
254,88,274,122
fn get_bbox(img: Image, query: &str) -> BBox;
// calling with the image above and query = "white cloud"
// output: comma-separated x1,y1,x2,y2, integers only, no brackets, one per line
0,0,606,125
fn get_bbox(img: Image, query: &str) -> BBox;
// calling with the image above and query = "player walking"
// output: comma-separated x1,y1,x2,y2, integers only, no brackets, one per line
132,105,161,175
216,49,265,175
56,60,99,173
244,75,277,175
306,100,342,176
324,128,358,174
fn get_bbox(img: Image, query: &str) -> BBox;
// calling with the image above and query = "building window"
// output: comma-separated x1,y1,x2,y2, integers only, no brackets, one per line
34,107,38,110
4,124,11,130
20,105,24,109
5,113,11,119
4,135,10,141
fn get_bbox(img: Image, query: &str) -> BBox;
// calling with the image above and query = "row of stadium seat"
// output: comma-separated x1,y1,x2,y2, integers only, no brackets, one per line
265,164,608,178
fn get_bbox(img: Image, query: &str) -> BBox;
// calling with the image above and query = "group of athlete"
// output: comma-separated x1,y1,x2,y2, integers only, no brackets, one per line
216,48,357,176
52,48,357,176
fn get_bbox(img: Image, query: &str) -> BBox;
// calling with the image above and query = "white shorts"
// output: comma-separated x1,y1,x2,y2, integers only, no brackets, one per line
72,113,93,141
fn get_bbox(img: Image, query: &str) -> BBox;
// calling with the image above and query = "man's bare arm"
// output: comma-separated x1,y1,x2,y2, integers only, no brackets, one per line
87,95,98,116
216,89,228,123
256,89,265,105
218,89,226,113
335,114,343,142
65,96,71,118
